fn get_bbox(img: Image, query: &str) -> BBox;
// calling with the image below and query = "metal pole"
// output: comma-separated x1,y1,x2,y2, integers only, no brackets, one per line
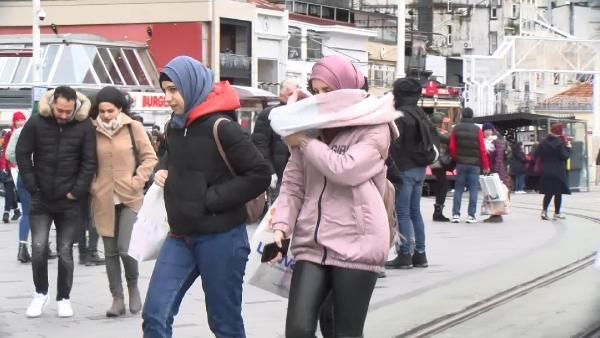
395,0,406,79
211,0,219,80
31,0,44,116
32,0,41,84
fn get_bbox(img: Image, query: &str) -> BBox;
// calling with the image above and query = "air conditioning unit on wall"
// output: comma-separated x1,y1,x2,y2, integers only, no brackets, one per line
464,41,474,49
455,8,470,16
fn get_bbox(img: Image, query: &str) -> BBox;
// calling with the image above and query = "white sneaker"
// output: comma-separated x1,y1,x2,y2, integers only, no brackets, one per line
26,293,48,318
451,215,460,223
553,213,566,220
466,216,478,224
57,299,73,318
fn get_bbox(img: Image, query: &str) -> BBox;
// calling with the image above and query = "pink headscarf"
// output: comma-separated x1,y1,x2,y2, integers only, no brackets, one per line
310,55,365,91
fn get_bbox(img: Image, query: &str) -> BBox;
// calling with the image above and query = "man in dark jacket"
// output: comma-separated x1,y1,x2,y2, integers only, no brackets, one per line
448,107,489,224
386,78,430,270
251,79,299,198
17,86,97,318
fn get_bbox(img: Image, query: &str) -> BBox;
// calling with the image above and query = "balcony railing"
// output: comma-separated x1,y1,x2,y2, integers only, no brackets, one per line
220,53,251,79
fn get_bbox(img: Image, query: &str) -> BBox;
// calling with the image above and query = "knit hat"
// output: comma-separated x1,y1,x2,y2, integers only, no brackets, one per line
160,56,215,129
95,86,130,114
482,122,495,131
310,55,365,91
392,78,422,95
550,123,564,135
12,111,26,123
431,112,445,124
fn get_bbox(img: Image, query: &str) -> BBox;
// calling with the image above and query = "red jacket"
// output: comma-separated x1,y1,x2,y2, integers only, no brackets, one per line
0,130,15,171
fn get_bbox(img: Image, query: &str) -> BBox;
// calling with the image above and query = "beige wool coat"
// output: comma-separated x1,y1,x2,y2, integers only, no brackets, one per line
91,115,158,237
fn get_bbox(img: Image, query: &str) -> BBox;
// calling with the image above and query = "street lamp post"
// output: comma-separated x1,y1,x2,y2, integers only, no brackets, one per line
395,0,406,79
31,0,44,115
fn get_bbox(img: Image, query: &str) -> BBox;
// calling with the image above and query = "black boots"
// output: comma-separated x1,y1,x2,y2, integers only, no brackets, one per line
433,204,450,222
18,243,31,263
11,209,21,221
3,212,8,223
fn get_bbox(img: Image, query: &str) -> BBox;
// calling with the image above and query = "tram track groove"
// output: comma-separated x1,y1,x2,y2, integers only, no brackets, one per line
395,207,599,338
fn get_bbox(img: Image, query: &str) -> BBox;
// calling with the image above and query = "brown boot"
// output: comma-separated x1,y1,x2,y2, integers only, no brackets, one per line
128,286,142,314
106,296,125,317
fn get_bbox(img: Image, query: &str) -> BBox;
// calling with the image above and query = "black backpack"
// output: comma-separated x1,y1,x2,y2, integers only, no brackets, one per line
403,107,439,167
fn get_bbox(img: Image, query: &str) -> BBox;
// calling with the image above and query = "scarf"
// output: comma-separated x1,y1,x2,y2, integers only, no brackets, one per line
269,89,401,137
485,135,497,153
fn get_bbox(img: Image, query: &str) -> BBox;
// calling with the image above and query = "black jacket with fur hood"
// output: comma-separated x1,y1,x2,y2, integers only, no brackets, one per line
16,89,97,202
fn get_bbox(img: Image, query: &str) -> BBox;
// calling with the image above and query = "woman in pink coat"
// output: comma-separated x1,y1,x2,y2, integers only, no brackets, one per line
270,55,396,338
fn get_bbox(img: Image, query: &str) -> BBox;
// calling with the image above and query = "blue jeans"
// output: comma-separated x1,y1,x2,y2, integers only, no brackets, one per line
142,224,250,338
396,167,426,255
514,174,525,191
452,164,480,218
16,176,30,242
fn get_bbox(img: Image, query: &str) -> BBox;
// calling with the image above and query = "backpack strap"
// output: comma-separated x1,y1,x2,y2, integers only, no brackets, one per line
212,117,237,176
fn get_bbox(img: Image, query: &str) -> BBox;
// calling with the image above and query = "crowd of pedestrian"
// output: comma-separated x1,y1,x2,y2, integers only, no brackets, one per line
2,52,574,338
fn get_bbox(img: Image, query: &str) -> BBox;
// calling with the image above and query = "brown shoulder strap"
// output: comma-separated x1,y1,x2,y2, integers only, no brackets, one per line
212,118,236,176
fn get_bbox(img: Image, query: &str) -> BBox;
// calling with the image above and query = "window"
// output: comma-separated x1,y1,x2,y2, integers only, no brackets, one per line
42,45,60,81
13,57,31,83
307,31,322,60
512,4,518,18
0,57,18,83
110,48,136,85
322,6,335,20
336,9,350,23
124,49,150,86
308,4,321,17
490,7,498,19
294,2,307,15
288,26,302,60
490,31,498,54
52,45,98,84
138,50,159,87
99,48,124,85
447,25,453,46
91,51,112,84
373,70,383,87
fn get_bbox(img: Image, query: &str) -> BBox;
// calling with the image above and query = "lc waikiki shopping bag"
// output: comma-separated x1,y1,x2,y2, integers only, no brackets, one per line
128,183,169,262
246,205,295,298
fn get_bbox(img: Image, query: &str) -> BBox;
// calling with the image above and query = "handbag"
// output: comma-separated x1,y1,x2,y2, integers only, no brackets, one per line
212,118,267,224
127,124,153,193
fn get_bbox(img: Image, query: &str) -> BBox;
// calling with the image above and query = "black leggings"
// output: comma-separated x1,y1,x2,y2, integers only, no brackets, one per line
543,194,562,213
286,260,378,338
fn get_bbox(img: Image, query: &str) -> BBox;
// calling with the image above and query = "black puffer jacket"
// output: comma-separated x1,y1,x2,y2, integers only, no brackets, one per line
16,90,97,202
160,113,271,235
251,104,290,183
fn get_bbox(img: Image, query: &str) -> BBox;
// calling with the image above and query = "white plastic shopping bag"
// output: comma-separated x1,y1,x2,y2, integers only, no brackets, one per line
128,183,169,262
480,175,510,216
246,205,295,298
479,174,506,202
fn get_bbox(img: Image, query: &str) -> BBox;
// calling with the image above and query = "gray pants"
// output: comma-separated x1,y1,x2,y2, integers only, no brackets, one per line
102,205,138,297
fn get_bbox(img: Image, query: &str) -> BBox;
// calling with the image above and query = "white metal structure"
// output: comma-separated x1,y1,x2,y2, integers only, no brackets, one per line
463,35,600,126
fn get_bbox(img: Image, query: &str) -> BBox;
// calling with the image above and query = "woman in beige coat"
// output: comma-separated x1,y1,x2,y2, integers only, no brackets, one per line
90,87,158,317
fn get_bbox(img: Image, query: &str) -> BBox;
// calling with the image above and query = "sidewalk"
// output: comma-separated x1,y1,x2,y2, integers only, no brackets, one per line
0,191,599,338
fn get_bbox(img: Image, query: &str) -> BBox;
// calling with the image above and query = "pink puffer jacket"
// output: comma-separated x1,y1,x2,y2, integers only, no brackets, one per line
271,123,391,273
